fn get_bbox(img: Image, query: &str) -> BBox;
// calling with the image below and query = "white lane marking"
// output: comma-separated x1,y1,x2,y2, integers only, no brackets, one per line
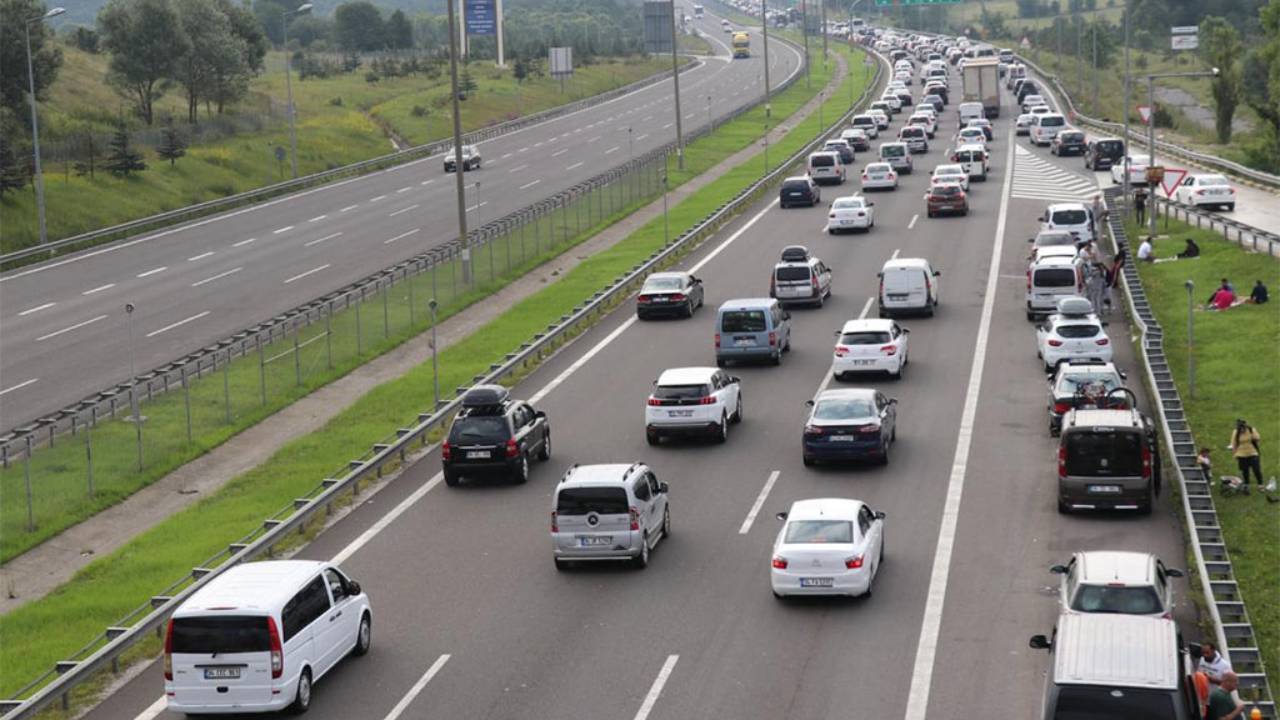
636,134,650,141
384,229,421,244
83,283,115,296
903,120,1016,720
187,251,215,262
333,471,445,564
519,179,542,190
340,205,359,212
688,198,778,274
421,180,435,186
633,655,679,720
36,314,108,342
397,187,412,194
908,214,918,230
605,146,620,155
389,204,420,217
465,202,488,213
588,136,601,143
304,232,344,248
370,195,387,202
136,266,167,278
192,267,243,287
283,264,331,284
145,310,210,338
308,215,328,222
663,123,674,129
551,148,568,157
500,152,513,159
534,141,544,147
547,136,558,143
890,248,901,260
508,164,529,174
272,225,294,235
381,655,452,720
517,147,529,153
739,471,781,534
643,115,654,121
0,378,39,396
566,162,585,171
685,112,695,119
232,238,256,247
131,697,166,720
18,302,56,316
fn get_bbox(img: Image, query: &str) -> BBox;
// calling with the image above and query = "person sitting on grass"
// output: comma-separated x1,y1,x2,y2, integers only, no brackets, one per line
1177,237,1200,258
1137,236,1154,262
1248,280,1269,304
1207,284,1237,311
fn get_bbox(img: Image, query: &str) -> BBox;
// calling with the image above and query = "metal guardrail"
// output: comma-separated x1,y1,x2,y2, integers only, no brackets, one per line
1106,187,1276,719
0,36,874,720
1150,196,1280,258
0,58,701,270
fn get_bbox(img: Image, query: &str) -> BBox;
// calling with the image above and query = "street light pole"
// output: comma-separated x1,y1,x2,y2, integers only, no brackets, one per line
662,172,670,245
669,0,685,170
429,299,440,408
1121,1,1131,210
125,303,142,471
446,0,471,284
801,0,810,89
23,7,64,248
820,0,828,71
282,3,313,179
761,0,772,118
1185,280,1195,398
1144,68,1219,236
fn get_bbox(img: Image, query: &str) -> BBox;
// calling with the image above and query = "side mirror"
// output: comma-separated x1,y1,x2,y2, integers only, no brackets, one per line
775,511,788,521
933,270,941,277
1101,322,1110,328
1029,635,1052,650
1027,237,1035,243
902,328,910,333
889,397,898,404
1166,568,1185,578
1119,370,1128,380
783,311,792,320
347,580,362,596
729,376,741,384
805,399,815,407
874,510,886,519
659,482,670,494
535,410,547,419
1049,564,1069,574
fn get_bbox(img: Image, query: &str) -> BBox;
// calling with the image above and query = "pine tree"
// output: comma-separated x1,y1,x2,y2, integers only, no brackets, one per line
459,67,477,99
156,118,187,167
104,122,147,177
0,135,29,198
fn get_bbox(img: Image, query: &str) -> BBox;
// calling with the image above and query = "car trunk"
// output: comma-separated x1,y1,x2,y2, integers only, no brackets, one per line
774,266,816,299
169,615,274,708
555,487,634,549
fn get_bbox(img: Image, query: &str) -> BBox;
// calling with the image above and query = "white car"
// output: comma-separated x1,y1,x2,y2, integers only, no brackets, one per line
831,318,908,379
1050,551,1184,617
851,114,880,139
930,163,970,191
1022,94,1047,112
645,366,742,444
913,103,939,121
1174,173,1236,211
868,109,891,130
895,70,913,85
878,94,903,111
953,127,987,148
907,112,937,138
860,162,899,190
443,144,481,172
1110,153,1152,186
771,498,886,598
870,100,897,117
826,195,876,234
1028,104,1052,117
1035,298,1114,371
1015,113,1035,136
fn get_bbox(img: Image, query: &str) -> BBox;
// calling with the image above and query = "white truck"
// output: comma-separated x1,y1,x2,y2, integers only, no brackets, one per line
962,58,1001,119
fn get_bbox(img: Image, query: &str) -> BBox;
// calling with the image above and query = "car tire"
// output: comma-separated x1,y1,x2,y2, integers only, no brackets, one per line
716,414,729,443
353,613,372,656
732,395,743,424
537,433,551,461
1057,498,1070,514
828,228,836,235
877,440,890,465
287,669,312,715
802,454,815,467
685,301,695,318
633,535,650,569
927,210,934,218
443,469,460,487
1225,204,1235,212
513,455,529,485
646,430,660,446
892,357,905,380
716,358,727,368
554,558,570,571
770,350,782,366
662,507,671,539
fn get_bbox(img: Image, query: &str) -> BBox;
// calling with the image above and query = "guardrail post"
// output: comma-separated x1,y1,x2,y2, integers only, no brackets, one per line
85,414,94,497
355,292,363,355
381,279,389,339
24,435,34,531
182,365,192,442
408,265,417,327
258,333,267,406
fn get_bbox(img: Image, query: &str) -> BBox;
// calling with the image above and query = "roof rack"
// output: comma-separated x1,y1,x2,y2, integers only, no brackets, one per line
461,384,510,408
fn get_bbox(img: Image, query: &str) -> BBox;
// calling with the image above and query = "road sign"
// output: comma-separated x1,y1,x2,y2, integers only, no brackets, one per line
1171,25,1198,50
1159,167,1189,197
1137,105,1152,124
1145,165,1166,187
465,0,497,36
1020,36,1031,49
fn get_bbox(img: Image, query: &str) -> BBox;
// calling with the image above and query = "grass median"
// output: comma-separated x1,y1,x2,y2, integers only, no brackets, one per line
1130,218,1280,690
0,45,871,700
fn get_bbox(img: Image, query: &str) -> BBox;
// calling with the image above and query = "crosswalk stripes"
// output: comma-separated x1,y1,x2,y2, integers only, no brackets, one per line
1010,144,1099,203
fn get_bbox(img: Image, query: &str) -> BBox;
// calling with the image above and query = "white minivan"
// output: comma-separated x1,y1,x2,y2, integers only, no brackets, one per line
957,102,985,124
164,561,372,715
878,258,941,317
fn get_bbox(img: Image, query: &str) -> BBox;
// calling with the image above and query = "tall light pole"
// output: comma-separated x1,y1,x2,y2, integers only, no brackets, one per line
1184,280,1195,399
661,172,670,245
446,0,471,283
761,0,772,118
429,299,440,408
1121,1,1131,209
24,6,64,248
669,0,686,169
820,0,828,71
124,303,142,471
282,3,313,179
1145,68,1219,236
801,0,810,89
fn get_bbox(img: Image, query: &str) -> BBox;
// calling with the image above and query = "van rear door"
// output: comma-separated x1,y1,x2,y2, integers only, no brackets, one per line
554,486,634,550
884,268,926,307
169,615,274,709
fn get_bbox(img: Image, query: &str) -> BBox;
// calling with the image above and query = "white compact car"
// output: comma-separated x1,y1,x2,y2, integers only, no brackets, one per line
1111,153,1152,186
930,163,970,191
1050,551,1184,617
645,366,742,444
771,498,886,598
832,319,909,379
1015,113,1035,136
827,195,876,233
1174,173,1236,211
861,162,899,191
878,94,903,111
953,127,987,148
1036,298,1113,371
1021,94,1047,112
851,114,880,139
868,109,891,130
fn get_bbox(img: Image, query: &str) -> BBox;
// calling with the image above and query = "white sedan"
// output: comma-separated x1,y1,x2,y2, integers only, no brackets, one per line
1035,302,1114,371
1015,113,1035,136
1110,153,1152,186
1174,174,1236,211
826,196,876,234
930,163,970,191
860,162,899,191
953,127,987,148
771,498,885,598
831,318,908,379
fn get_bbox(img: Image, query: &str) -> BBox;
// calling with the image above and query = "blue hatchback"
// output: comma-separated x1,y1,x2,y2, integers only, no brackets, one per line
802,389,898,466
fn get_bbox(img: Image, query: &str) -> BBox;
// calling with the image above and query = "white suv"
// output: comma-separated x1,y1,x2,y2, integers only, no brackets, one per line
646,367,742,444
551,463,670,569
1050,551,1184,617
832,319,909,380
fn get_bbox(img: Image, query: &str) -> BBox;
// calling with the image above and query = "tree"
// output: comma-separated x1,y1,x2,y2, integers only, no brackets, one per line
174,0,236,123
459,67,477,99
209,0,267,114
334,1,385,52
0,132,28,197
156,117,186,166
513,57,528,83
1242,1,1280,137
387,9,413,50
1,0,64,130
97,0,190,125
70,26,100,53
104,121,146,175
1199,16,1243,143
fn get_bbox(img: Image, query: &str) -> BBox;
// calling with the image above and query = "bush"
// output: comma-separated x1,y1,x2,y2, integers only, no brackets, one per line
411,105,427,117
329,97,343,107
365,71,380,84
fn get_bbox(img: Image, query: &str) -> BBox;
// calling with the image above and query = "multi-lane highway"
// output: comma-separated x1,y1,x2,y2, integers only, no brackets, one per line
82,52,1193,720
0,6,802,432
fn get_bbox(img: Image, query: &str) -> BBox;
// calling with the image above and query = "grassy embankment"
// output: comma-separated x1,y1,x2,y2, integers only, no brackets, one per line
0,44,868,704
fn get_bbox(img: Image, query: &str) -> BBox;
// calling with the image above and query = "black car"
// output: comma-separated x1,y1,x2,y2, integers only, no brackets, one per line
1050,130,1087,156
823,140,856,165
1084,138,1126,171
637,271,705,319
1046,361,1127,436
779,176,820,208
442,385,550,486
923,94,945,114
1015,80,1040,105
924,83,949,104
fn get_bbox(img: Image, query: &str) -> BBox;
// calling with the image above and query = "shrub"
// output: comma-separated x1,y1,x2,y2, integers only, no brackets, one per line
329,96,343,107
411,105,428,117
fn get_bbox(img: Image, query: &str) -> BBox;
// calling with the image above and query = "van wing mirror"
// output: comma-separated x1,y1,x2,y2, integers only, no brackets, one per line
933,270,941,276
1029,635,1052,650
1049,564,1069,574
346,580,362,596
659,482,670,494
1166,568,1185,578
805,399,815,407
775,511,788,521
874,510,886,519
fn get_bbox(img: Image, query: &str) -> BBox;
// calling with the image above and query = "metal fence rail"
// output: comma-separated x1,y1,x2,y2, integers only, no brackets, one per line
1106,187,1276,719
1149,196,1280,258
0,36,867,719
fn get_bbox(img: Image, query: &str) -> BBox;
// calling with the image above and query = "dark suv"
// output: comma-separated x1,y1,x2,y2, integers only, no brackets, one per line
442,385,551,486
1057,406,1161,514
779,176,820,208
1084,137,1126,171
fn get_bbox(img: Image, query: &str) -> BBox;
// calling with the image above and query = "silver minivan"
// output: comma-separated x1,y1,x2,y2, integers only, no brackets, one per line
807,151,847,185
771,257,833,308
715,298,792,365
1026,254,1084,319
552,463,669,569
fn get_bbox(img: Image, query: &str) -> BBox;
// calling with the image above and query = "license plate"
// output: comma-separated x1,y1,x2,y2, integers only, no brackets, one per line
1088,485,1122,494
788,192,803,196
203,667,241,680
829,435,855,442
578,536,611,546
466,451,490,459
735,338,755,347
888,294,908,300
853,360,874,366
800,578,834,587
668,409,694,417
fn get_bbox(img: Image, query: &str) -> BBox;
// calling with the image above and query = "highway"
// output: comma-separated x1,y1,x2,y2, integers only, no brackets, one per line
0,6,802,433
81,56,1193,720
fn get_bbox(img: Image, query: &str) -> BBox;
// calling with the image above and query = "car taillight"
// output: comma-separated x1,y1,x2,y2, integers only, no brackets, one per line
441,440,451,460
698,396,716,405
804,425,824,436
1058,446,1067,479
834,345,849,357
888,172,897,179
637,295,651,304
857,424,881,434
862,173,869,180
772,556,789,569
267,616,283,679
1048,339,1064,347
671,293,686,301
551,511,559,533
1026,270,1032,291
1196,189,1206,196
846,555,864,569
505,439,519,458
769,331,778,346
880,344,897,355
1054,402,1071,414
1141,445,1152,480
163,620,174,681
647,397,663,406
629,507,641,531
1096,338,1109,346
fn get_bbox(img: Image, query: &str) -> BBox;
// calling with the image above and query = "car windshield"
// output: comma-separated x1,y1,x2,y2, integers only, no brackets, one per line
833,199,864,210
556,487,629,515
1070,584,1163,614
784,520,854,544
643,276,684,291
1050,687,1176,720
1199,176,1229,186
721,310,767,333
1052,210,1088,225
449,415,509,443
1057,324,1100,338
1057,373,1121,394
171,616,270,655
813,398,875,419
1035,268,1077,287
1064,430,1143,476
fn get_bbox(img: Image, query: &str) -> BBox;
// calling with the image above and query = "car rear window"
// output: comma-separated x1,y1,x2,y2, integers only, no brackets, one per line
1036,232,1076,247
1057,374,1121,394
1050,686,1177,720
653,384,710,400
1035,268,1077,288
785,520,854,544
932,185,962,196
775,266,813,282
881,145,906,157
556,487,629,515
1057,325,1100,338
171,616,270,655
1060,133,1084,143
842,330,891,345
956,150,981,161
902,128,923,137
448,415,509,443
810,155,835,167
721,310,767,333
1064,430,1143,476
1041,116,1065,126
643,277,683,291
854,116,873,125
783,181,811,192
1070,584,1163,614
1051,210,1088,225
813,398,874,419
1096,140,1123,154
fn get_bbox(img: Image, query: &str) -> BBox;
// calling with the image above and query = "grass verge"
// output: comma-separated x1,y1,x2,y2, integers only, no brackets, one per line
1129,217,1280,691
0,44,869,700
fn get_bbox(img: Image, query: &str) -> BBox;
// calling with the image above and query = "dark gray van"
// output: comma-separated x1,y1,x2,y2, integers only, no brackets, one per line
1057,406,1161,514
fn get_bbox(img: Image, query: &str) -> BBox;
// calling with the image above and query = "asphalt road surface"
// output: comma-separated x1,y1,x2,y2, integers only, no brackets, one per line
0,6,802,433
82,56,1193,720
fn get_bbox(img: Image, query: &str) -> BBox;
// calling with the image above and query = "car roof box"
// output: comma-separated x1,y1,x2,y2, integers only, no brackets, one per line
1057,296,1094,317
461,384,510,408
780,245,811,263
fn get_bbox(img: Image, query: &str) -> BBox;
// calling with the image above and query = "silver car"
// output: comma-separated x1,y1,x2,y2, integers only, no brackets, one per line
551,463,670,570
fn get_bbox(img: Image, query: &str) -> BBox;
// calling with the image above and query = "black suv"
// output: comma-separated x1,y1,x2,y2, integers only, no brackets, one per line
779,176,820,208
442,385,550,486
1084,137,1126,171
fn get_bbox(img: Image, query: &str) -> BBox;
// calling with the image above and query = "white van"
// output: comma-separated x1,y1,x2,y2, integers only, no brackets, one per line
807,151,847,185
164,561,372,715
1041,202,1095,242
957,102,984,124
1030,113,1068,145
951,144,989,181
878,258,941,317
1025,254,1084,319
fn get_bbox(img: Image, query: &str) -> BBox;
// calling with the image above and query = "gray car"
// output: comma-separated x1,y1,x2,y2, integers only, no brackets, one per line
551,463,670,570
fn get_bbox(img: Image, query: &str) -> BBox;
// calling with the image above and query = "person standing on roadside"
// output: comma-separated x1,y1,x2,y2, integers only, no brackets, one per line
1197,641,1233,686
1204,671,1247,720
1134,187,1148,225
1091,193,1107,241
1230,419,1263,488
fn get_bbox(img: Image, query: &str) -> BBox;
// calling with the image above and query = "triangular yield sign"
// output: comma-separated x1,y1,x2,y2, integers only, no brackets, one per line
1160,168,1189,197
1137,105,1152,124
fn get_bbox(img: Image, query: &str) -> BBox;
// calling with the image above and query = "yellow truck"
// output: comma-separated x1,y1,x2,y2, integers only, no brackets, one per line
732,31,750,59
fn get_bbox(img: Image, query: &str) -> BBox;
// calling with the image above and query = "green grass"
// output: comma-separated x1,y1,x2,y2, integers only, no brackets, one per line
0,45,868,700
1130,217,1280,692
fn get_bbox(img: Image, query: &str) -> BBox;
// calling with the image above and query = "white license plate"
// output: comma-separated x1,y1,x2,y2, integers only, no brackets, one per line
829,435,855,442
852,360,874,366
800,578,834,587
735,338,755,347
203,667,241,680
466,451,490,459
668,409,695,417
578,536,611,546
888,294,908,300
1088,485,1122,494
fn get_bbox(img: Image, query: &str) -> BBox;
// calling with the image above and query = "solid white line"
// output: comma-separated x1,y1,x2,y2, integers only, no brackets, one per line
381,654,452,720
18,302,56,316
605,146,620,155
272,225,294,234
890,248,901,260
902,119,1017,720
332,471,446,564
508,164,529,173
389,204,420,217
284,264,330,284
136,266,167,278
304,232,344,248
340,205,359,212
37,314,108,342
566,162,585,171
370,195,386,202
396,187,412,194
689,198,778,274
633,655,679,720
384,229,421,244
465,202,488,213
0,378,39,396
519,179,542,190
186,251,215,262
131,697,166,720
145,310,210,338
191,267,243,287
739,470,781,534
551,148,568,157
232,237,256,247
83,283,115,295
908,214,918,230
308,215,328,223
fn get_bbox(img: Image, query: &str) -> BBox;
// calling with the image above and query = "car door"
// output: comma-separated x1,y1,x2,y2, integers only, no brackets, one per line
290,576,336,677
1178,176,1195,203
647,472,667,533
687,276,702,308
519,403,547,453
1155,560,1174,612
632,475,658,542
713,370,735,415
323,568,360,666
817,261,832,295
876,392,895,438
858,506,882,574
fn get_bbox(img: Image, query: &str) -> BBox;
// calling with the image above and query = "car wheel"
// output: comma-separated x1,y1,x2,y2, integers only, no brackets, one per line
662,507,671,539
892,357,905,380
877,440,890,465
927,210,934,218
646,430,660,446
716,414,729,443
537,433,551,461
1026,311,1036,321
554,558,570,571
770,350,781,366
803,454,815,467
828,228,836,235
716,358,727,368
685,300,695,318
513,454,529,485
1225,204,1235,212
443,469,460,487
1057,498,1070,514
732,395,743,424
353,613,372,656
633,534,650,568
287,669,311,715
